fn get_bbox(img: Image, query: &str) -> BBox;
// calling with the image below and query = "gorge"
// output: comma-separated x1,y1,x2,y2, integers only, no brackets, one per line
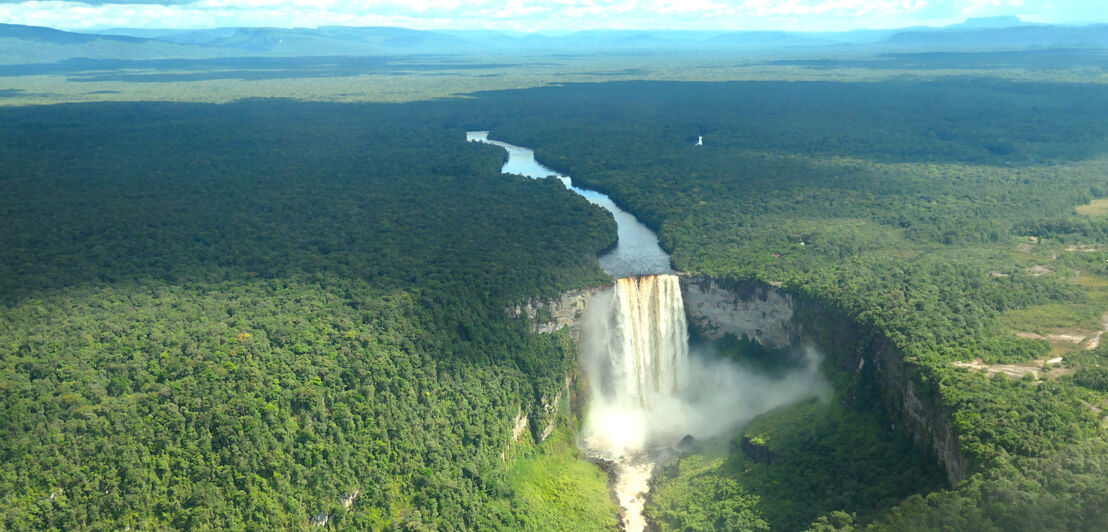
470,132,839,530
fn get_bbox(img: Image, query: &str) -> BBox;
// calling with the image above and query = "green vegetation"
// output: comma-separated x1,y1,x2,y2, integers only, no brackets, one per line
865,436,1108,532
0,100,617,529
506,412,619,531
649,392,946,530
5,52,1108,530
999,303,1103,335
648,454,769,531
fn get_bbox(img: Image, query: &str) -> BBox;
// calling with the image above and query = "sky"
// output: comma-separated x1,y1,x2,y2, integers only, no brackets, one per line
0,0,1103,32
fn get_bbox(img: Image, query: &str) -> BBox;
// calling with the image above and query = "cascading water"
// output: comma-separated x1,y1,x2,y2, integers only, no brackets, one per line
602,276,688,409
580,274,690,531
470,130,687,529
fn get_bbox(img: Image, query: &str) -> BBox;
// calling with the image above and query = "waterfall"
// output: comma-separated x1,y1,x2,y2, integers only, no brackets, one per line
600,275,688,411
581,274,689,532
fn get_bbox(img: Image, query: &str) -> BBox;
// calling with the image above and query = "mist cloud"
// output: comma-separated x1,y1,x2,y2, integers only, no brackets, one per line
579,281,831,459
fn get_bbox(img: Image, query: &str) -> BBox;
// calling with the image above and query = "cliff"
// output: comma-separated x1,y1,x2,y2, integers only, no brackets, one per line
679,275,967,486
506,287,599,342
506,287,599,443
680,275,796,348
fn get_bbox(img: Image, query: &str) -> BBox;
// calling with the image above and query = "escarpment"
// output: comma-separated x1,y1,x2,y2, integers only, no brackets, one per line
512,272,968,487
680,275,796,349
505,287,599,443
506,287,599,342
679,275,967,486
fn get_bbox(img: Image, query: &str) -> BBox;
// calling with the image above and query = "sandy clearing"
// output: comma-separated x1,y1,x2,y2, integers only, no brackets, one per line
952,356,1072,380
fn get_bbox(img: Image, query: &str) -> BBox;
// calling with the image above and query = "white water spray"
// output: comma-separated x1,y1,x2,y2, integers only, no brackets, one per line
581,274,696,531
580,274,829,531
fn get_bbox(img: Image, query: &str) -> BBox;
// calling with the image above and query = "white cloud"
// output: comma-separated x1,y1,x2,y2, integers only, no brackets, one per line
0,0,1098,31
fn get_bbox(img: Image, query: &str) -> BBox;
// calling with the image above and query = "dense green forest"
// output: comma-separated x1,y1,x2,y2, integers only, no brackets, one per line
0,101,619,529
7,72,1108,530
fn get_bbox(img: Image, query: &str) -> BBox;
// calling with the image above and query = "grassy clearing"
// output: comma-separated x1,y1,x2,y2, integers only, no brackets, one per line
1076,198,1108,216
506,418,619,531
1077,271,1108,292
997,255,1108,343
999,303,1104,334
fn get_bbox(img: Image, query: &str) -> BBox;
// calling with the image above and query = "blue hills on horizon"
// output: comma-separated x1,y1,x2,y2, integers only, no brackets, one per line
1,17,1106,64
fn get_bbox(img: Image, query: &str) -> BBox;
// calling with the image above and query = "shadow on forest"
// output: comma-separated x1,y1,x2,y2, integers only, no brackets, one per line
0,56,524,82
765,48,1108,71
0,97,615,306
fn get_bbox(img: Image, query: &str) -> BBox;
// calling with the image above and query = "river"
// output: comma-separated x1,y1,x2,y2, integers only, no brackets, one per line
466,131,671,279
468,131,681,531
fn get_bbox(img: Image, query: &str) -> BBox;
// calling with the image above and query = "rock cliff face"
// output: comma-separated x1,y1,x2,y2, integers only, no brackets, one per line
506,287,598,343
506,288,598,443
538,374,574,442
869,337,968,484
680,275,796,348
679,275,967,486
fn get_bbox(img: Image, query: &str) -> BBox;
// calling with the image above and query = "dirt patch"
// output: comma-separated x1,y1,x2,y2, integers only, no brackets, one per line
1013,313,1108,352
1028,264,1054,276
1048,333,1087,343
952,356,1071,380
1083,313,1108,350
1014,331,1087,344
1066,244,1100,253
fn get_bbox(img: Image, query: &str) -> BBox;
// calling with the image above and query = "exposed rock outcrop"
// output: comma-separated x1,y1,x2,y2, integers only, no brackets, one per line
872,337,967,484
511,407,529,441
740,435,775,464
506,287,598,342
537,374,574,442
507,288,598,444
679,275,796,349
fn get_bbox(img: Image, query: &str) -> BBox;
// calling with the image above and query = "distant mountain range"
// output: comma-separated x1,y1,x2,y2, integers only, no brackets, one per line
1,17,1106,64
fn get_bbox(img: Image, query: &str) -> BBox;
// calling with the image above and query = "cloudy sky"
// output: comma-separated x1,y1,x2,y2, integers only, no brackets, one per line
0,0,1102,32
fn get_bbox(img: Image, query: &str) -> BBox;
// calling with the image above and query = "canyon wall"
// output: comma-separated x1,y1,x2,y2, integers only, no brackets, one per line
509,276,968,484
679,275,967,486
506,287,598,443
680,275,796,349
506,287,598,342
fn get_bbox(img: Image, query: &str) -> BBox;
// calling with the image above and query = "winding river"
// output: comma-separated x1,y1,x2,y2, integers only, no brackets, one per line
466,131,671,279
